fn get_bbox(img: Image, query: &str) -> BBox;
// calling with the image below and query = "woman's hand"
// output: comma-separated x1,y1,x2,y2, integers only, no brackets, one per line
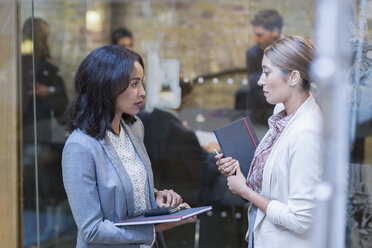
215,153,238,176
27,82,51,99
203,142,220,153
154,203,196,232
227,163,270,212
227,162,248,196
155,189,183,208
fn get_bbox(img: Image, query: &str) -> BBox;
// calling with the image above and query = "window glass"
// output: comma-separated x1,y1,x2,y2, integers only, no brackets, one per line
346,1,372,247
23,1,372,248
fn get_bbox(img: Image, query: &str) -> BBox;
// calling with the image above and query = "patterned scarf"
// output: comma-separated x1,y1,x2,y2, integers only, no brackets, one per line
247,109,295,193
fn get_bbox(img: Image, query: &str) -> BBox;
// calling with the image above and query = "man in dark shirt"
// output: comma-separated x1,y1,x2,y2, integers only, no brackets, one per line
139,80,225,207
235,9,283,123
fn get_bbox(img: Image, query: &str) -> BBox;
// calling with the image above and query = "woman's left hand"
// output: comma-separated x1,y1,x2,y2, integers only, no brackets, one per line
227,161,248,196
154,203,196,232
155,189,183,208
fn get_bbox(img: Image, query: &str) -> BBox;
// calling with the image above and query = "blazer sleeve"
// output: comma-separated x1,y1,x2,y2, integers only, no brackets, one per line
266,128,323,234
62,140,154,245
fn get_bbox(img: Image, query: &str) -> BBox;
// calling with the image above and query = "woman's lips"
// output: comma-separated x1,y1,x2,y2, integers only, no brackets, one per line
135,101,143,107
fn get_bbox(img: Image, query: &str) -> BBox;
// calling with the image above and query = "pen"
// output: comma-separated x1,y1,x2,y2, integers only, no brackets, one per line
213,148,219,155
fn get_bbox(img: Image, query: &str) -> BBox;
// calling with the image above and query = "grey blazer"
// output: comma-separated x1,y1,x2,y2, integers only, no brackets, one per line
62,117,163,248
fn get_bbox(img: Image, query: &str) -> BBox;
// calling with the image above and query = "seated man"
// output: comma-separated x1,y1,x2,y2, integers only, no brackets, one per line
139,80,225,207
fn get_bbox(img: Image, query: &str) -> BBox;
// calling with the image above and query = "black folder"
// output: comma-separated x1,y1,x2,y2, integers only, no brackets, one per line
213,116,259,177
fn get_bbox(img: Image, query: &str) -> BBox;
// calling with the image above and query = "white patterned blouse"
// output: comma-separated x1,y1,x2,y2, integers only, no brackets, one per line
107,125,154,247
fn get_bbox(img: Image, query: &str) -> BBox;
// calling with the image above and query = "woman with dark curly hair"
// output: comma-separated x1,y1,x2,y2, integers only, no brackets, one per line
62,45,195,248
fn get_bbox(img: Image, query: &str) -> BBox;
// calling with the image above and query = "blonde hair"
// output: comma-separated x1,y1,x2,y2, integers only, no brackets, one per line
264,36,315,91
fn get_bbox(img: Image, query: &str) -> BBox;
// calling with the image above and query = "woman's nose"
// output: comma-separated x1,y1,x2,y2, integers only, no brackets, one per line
257,73,265,86
139,84,146,97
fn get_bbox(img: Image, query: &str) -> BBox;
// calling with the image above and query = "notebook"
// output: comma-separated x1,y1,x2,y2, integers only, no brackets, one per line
213,116,259,177
114,206,212,226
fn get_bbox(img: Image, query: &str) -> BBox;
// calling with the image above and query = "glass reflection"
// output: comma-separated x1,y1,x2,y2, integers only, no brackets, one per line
21,15,75,247
21,1,369,247
346,1,372,246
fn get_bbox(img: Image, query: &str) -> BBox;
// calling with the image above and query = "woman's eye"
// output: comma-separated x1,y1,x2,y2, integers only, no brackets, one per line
131,82,138,87
263,71,270,76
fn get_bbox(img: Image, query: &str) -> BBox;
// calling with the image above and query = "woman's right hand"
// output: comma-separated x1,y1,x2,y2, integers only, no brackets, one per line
155,189,183,208
215,153,238,176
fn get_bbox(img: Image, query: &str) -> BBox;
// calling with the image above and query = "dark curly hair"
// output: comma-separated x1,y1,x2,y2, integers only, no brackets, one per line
64,45,144,139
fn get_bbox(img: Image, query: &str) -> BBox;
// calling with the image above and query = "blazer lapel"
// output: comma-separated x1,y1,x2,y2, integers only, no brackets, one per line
98,136,135,217
121,120,153,181
121,120,157,208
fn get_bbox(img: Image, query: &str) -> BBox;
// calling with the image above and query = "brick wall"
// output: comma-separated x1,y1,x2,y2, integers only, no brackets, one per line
20,0,316,107
20,0,111,101
110,0,315,108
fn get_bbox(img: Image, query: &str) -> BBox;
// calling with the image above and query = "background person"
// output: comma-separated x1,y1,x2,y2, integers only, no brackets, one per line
235,9,283,124
139,79,225,207
62,45,195,247
217,36,323,248
139,79,246,247
21,17,70,246
111,27,134,50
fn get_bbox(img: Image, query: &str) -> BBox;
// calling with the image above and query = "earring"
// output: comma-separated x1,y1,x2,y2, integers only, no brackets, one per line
289,82,295,86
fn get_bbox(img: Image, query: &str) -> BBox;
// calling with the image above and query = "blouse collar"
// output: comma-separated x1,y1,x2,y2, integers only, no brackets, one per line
268,109,296,134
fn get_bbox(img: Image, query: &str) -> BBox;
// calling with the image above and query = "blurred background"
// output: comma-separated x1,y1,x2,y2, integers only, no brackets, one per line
0,0,371,247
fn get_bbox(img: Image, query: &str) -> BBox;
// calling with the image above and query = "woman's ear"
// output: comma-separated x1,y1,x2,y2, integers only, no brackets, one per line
289,70,301,87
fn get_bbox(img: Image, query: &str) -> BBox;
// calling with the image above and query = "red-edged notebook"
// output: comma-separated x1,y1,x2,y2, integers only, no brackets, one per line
114,206,212,226
213,116,259,177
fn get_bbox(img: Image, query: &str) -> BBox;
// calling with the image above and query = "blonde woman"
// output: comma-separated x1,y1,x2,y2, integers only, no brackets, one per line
63,46,195,248
216,36,323,248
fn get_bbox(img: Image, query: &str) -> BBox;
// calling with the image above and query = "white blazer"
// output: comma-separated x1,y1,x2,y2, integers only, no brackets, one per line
250,95,323,248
